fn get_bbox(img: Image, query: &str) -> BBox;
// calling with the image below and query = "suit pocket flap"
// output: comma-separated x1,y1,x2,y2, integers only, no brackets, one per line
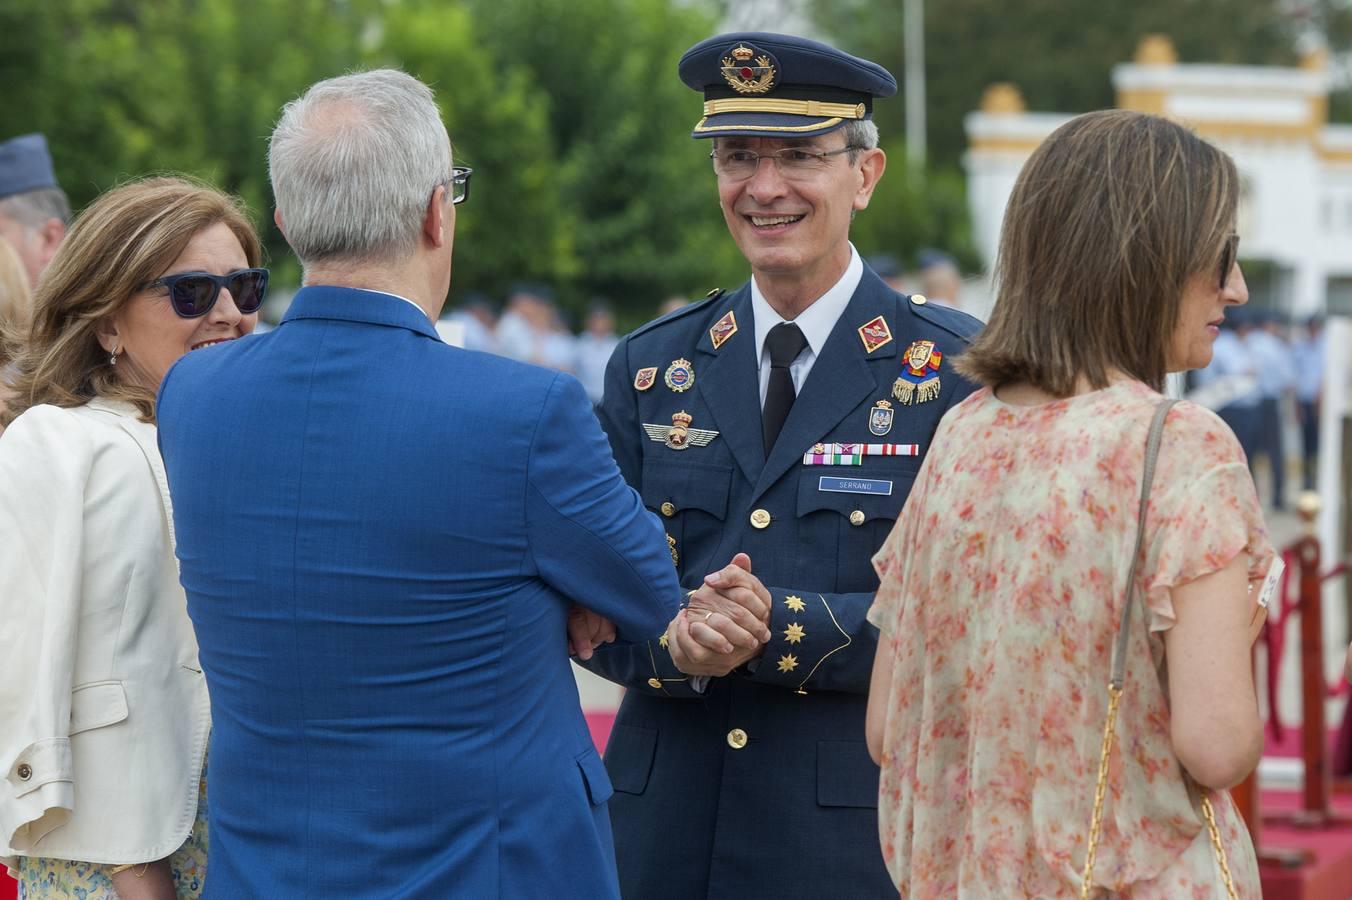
797,468,914,524
641,460,732,519
575,747,614,806
69,681,128,736
816,740,880,808
603,723,657,795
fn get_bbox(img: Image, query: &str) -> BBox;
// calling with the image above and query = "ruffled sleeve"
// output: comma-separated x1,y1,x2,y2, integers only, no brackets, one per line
1140,403,1275,633
869,458,933,634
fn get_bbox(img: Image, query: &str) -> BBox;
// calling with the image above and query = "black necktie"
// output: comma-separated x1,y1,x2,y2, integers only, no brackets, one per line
762,322,808,455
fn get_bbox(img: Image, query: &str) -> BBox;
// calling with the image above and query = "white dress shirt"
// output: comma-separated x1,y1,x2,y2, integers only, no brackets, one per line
750,244,863,406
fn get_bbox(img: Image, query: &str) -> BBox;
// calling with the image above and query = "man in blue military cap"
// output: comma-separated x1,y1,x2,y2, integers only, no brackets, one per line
580,32,984,898
0,134,69,287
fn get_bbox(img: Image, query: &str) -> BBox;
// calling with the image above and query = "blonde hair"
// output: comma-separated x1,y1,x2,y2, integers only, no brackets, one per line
0,238,30,368
956,109,1238,395
1,176,261,426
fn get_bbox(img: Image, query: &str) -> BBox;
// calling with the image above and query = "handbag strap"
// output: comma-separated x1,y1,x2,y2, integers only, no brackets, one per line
1109,398,1177,689
1081,398,1239,899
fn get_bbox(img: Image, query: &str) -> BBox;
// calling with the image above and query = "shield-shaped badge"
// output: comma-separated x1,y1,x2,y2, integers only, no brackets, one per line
869,399,894,436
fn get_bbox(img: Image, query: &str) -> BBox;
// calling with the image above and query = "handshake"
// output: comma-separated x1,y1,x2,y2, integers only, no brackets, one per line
568,552,773,678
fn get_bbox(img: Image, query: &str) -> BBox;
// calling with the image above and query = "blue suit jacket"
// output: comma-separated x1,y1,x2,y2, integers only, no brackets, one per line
156,287,680,899
580,268,982,898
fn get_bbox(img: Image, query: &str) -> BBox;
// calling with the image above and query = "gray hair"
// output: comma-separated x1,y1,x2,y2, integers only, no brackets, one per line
844,119,879,163
0,187,71,229
268,69,452,265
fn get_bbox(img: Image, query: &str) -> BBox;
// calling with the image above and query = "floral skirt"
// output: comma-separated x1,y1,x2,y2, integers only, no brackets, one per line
16,756,208,899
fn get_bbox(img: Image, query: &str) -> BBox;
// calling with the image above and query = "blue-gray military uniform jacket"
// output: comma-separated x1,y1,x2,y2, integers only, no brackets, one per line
581,265,983,898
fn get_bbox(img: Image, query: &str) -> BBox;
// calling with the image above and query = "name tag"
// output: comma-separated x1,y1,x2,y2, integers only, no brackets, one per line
818,476,893,496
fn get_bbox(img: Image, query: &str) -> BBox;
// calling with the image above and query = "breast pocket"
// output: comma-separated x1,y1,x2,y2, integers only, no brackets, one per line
641,460,733,579
797,465,916,592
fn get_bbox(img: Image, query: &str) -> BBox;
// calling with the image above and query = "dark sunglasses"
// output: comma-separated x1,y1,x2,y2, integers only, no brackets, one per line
1218,233,1239,290
147,268,269,318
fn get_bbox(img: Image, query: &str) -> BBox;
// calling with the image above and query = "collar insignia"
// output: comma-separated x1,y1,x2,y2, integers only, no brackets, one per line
858,316,893,353
709,311,738,350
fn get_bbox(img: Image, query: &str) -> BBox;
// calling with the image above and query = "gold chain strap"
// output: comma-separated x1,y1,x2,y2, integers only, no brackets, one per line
1200,793,1240,899
1080,399,1239,899
1079,688,1240,899
1079,684,1122,900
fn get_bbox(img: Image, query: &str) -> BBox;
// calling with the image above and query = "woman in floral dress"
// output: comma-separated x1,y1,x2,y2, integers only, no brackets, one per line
866,110,1274,898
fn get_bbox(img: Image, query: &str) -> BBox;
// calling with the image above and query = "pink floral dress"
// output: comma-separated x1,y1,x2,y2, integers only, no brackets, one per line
868,380,1273,898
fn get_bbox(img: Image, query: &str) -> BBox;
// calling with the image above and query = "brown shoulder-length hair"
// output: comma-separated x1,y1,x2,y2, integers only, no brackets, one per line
956,109,1238,395
1,176,261,426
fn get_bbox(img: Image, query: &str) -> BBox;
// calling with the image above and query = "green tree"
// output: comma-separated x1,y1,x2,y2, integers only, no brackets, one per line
462,0,747,319
810,0,1305,169
848,139,978,272
374,1,580,303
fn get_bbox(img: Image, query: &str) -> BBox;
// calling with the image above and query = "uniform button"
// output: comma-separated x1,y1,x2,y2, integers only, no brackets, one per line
910,293,928,305
660,501,676,517
849,510,865,526
727,728,748,749
647,677,663,689
749,509,771,529
16,763,31,781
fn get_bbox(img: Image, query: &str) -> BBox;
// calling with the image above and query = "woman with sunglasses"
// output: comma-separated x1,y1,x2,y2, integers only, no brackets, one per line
865,110,1272,897
0,176,265,899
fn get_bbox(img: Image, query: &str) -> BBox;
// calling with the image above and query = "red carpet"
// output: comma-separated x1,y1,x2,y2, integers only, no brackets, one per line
4,714,1344,900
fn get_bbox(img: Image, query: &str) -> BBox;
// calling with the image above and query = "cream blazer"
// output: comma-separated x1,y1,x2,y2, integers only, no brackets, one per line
0,399,209,869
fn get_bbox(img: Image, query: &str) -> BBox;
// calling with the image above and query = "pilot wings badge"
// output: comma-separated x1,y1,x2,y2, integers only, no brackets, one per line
643,410,720,451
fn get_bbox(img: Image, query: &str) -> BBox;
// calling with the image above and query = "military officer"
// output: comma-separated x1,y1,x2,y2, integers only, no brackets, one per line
580,32,984,898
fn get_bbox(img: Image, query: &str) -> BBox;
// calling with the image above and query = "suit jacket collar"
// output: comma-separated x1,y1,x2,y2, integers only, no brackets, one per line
281,285,443,342
753,267,900,501
693,267,903,502
693,286,763,486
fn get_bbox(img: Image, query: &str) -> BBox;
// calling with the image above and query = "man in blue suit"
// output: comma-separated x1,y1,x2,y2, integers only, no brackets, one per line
579,34,983,897
156,69,680,898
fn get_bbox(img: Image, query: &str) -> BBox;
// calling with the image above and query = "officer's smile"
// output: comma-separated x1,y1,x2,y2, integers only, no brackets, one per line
749,214,805,229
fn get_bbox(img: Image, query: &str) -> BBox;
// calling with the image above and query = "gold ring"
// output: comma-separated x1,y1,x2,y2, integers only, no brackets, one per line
697,610,714,623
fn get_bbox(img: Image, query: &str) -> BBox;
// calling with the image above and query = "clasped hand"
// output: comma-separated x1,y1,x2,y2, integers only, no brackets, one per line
666,552,773,677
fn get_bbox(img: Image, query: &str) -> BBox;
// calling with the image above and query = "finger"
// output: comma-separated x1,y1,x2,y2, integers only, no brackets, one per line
667,614,694,668
689,614,756,652
567,611,593,658
719,585,772,626
700,595,770,642
703,563,763,592
691,583,770,626
731,552,752,572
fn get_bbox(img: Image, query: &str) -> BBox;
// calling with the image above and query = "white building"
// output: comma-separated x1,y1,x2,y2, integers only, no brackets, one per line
964,35,1352,320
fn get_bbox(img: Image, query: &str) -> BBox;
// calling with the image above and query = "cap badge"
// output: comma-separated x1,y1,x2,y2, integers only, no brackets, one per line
643,410,720,451
893,340,942,405
857,316,893,353
634,367,657,391
709,311,738,350
721,44,778,94
665,358,695,392
869,399,894,436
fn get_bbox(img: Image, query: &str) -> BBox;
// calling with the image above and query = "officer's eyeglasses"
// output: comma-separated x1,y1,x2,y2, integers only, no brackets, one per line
710,146,859,181
440,166,473,205
1217,232,1239,290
